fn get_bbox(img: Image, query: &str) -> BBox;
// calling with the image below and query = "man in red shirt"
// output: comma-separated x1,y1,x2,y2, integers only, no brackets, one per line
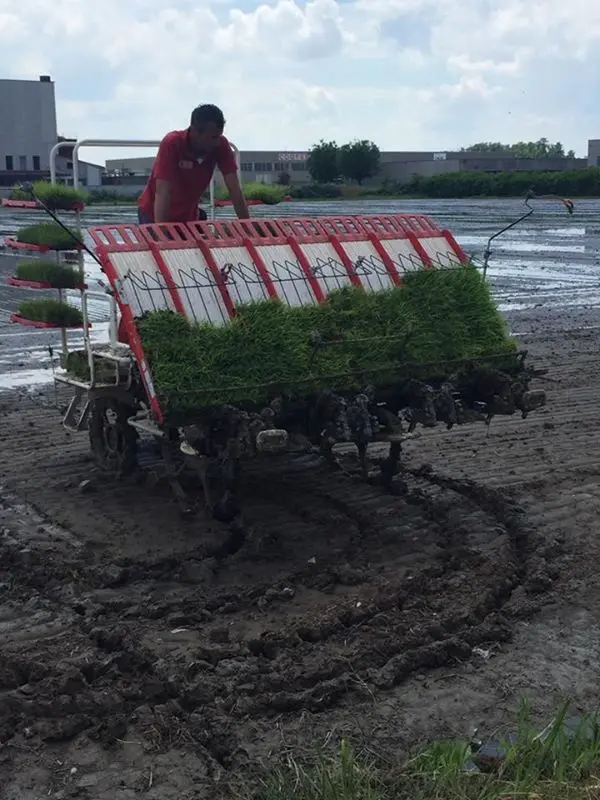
137,104,249,223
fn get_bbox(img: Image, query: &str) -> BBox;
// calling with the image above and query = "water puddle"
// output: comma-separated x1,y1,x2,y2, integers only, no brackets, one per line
0,367,57,391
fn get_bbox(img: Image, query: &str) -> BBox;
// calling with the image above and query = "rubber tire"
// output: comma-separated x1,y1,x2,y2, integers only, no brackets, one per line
88,397,138,478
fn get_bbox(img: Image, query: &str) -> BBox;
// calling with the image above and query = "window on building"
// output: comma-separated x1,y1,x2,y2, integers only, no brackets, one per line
291,161,306,171
240,162,253,172
254,162,273,171
18,156,27,171
274,162,285,171
33,156,41,171
67,161,73,170
5,156,13,171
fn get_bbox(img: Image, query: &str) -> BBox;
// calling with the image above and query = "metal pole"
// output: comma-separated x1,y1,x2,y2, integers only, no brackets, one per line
49,139,76,185
71,138,161,189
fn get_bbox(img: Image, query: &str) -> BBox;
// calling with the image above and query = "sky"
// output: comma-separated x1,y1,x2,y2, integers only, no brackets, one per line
1,0,599,163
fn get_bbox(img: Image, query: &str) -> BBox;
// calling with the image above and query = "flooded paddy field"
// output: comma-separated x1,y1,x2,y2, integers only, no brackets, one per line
1,198,599,799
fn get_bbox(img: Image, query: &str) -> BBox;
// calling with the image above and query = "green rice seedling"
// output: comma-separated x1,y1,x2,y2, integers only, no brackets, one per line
31,181,89,210
17,299,83,327
16,222,81,251
15,259,81,288
136,266,519,421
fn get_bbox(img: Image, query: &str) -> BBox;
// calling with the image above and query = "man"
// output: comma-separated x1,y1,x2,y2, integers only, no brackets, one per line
118,105,249,344
137,103,249,223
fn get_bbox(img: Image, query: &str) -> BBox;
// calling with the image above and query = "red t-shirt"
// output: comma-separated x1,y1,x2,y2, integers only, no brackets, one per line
138,129,237,222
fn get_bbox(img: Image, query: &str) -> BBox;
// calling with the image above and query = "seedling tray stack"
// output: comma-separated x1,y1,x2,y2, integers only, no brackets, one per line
5,185,94,378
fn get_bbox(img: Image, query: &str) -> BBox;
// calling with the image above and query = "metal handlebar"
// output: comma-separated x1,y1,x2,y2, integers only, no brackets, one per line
48,137,242,220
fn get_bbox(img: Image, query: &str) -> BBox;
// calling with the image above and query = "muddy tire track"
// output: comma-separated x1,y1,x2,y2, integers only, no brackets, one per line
0,415,557,766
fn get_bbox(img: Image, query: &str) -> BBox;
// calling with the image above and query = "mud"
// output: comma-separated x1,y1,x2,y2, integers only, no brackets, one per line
1,199,600,797
1,308,598,798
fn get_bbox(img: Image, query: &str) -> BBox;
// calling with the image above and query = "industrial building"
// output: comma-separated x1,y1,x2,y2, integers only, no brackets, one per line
0,75,103,188
0,75,597,193
105,146,588,190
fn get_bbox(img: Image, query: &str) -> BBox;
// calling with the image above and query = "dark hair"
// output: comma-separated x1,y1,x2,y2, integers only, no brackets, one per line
190,104,225,131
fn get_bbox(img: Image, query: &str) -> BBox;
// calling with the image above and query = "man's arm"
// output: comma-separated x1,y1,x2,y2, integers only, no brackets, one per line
223,170,250,219
154,179,171,223
153,135,178,222
217,138,249,219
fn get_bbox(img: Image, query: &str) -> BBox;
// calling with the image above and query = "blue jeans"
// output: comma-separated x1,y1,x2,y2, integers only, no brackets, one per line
137,207,207,224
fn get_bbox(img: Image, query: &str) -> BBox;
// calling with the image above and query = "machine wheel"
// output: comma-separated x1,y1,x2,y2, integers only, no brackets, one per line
89,397,138,478
203,458,242,523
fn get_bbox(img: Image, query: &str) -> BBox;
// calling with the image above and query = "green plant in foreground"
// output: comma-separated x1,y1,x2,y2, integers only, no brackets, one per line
15,259,81,288
248,702,600,800
31,180,89,209
16,222,82,251
17,299,83,327
136,265,518,421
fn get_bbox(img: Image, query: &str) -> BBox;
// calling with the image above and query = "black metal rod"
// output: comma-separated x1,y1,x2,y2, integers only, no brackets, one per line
481,192,574,280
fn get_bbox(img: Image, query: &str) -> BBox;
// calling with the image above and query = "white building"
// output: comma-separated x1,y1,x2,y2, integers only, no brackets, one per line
0,76,58,180
0,75,104,188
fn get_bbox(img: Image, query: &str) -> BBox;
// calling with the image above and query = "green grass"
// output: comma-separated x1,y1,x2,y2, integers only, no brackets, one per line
246,701,600,800
17,299,83,327
136,265,517,420
16,222,82,251
216,182,287,205
15,259,81,288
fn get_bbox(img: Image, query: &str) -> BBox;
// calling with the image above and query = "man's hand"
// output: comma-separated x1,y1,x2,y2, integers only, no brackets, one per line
223,171,250,219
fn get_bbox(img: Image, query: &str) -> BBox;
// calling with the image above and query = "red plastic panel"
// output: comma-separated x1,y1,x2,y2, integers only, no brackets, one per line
271,217,330,243
94,245,164,423
3,237,48,252
88,224,149,251
8,276,86,290
90,228,177,315
358,215,409,239
138,221,236,323
315,216,369,242
187,219,242,246
394,214,442,236
1,199,39,208
230,218,288,243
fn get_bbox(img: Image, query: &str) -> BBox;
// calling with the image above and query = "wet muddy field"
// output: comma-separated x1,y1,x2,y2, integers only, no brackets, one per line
1,199,600,798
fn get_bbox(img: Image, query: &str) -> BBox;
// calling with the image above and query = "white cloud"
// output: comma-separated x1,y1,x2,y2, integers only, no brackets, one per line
0,0,597,163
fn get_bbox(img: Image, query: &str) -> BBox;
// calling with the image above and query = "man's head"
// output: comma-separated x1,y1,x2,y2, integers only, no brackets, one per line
188,104,225,153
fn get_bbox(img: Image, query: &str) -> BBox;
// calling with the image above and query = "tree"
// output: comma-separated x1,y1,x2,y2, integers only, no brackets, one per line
306,140,340,183
276,171,291,185
461,138,576,158
339,139,380,185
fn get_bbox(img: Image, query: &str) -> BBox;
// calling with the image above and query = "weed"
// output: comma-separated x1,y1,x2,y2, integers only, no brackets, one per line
245,702,600,800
